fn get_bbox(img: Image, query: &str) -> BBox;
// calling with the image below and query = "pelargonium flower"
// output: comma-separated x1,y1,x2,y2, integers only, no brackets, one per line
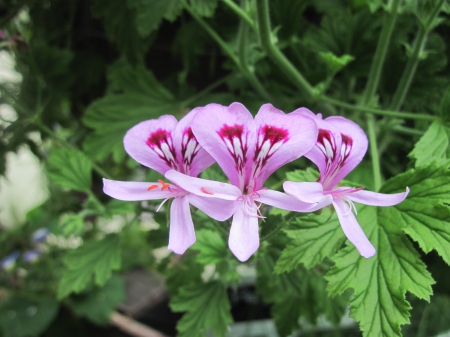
283,109,409,258
166,103,332,262
103,110,236,254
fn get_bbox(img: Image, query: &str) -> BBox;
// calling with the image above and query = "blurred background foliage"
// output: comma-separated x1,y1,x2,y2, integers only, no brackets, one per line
1,0,450,336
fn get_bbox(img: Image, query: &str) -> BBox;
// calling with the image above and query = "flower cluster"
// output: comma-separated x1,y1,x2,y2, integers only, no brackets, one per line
103,103,409,262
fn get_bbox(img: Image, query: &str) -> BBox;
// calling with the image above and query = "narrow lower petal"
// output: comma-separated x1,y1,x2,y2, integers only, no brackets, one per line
103,178,173,201
283,181,325,203
188,194,238,221
333,198,376,258
257,188,328,212
168,197,196,254
229,204,259,262
346,187,409,206
165,169,241,200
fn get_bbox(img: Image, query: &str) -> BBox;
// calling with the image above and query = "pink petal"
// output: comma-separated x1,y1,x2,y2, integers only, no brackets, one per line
124,115,180,175
187,194,238,221
165,169,241,200
282,181,325,203
347,187,409,206
333,198,376,258
290,109,342,185
173,108,215,177
256,188,328,212
103,178,174,200
192,103,254,190
228,204,260,262
168,196,196,254
324,116,368,188
251,104,317,189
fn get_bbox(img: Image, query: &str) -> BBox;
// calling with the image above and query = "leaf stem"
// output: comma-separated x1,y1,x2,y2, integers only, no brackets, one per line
184,1,271,101
255,0,315,98
221,0,257,32
362,0,402,191
237,15,272,101
322,96,438,121
389,0,446,111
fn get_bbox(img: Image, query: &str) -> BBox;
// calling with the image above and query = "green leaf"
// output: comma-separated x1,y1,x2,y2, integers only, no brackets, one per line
319,51,355,73
257,242,347,337
192,229,227,265
440,85,450,123
189,0,218,17
58,235,121,299
92,0,148,63
286,168,320,182
275,209,346,272
170,281,233,337
409,121,450,166
325,164,450,336
127,0,181,37
60,214,85,236
47,148,92,192
66,275,125,325
382,163,450,265
0,295,59,337
83,64,178,162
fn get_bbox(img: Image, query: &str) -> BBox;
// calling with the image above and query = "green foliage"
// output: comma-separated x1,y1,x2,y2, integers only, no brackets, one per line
66,275,125,325
189,0,218,17
83,63,179,162
319,52,355,74
0,296,59,337
440,85,450,123
286,168,320,182
326,163,450,337
275,209,345,272
192,229,227,265
58,235,122,299
170,281,233,337
257,242,348,337
408,121,450,166
383,163,450,265
47,148,92,192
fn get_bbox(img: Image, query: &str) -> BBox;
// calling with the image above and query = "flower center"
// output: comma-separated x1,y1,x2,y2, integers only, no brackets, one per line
237,187,265,218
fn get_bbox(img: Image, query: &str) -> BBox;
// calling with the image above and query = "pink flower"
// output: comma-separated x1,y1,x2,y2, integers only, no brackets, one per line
103,110,236,254
283,109,409,258
167,103,330,261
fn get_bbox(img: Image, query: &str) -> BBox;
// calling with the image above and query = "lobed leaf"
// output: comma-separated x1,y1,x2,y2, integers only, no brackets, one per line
192,229,227,265
170,281,233,337
58,235,121,299
47,148,92,192
275,209,346,272
326,163,450,336
408,121,450,166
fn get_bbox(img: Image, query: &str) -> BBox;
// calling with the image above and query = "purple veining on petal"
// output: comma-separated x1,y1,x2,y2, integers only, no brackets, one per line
180,127,201,175
251,125,289,183
218,124,248,174
146,129,179,170
317,129,337,177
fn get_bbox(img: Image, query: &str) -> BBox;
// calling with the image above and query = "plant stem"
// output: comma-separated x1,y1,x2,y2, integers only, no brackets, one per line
322,96,438,121
237,17,272,101
389,0,446,111
181,73,234,108
184,1,271,101
362,0,402,191
222,0,257,32
184,3,239,66
255,0,315,98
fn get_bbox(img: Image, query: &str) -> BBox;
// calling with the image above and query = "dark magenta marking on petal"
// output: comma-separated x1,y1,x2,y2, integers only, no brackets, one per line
218,124,248,171
180,127,201,173
145,129,178,169
253,125,289,164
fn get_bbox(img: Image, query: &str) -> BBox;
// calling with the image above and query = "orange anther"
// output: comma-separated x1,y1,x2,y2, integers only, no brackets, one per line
158,179,170,191
201,187,214,195
147,184,159,191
